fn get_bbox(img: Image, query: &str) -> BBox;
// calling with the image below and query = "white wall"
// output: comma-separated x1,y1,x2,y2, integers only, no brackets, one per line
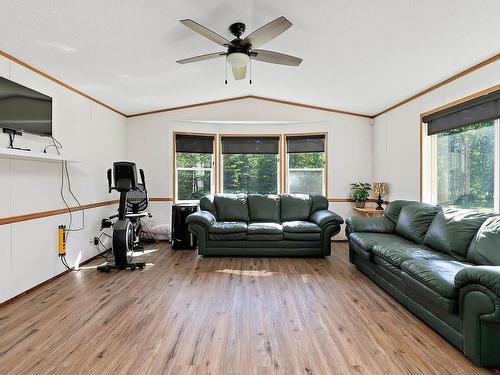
373,59,500,201
0,55,127,303
127,98,373,240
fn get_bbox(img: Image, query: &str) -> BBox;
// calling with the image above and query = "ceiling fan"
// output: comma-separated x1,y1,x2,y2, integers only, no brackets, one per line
176,16,302,81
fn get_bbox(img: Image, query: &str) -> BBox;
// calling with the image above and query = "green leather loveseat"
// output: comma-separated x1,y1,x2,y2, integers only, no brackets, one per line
187,193,343,257
345,200,500,366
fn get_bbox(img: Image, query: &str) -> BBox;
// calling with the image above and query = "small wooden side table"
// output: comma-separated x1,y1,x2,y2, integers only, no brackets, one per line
353,207,384,217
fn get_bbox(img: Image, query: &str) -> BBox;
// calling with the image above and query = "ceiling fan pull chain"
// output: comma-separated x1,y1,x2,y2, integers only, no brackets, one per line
249,57,252,84
225,56,228,84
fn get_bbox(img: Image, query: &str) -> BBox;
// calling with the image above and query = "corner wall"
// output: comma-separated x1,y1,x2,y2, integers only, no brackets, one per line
0,55,128,303
127,98,373,239
373,59,500,201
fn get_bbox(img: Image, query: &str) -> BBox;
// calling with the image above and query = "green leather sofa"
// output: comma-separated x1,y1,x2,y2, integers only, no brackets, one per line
187,193,343,257
345,200,500,367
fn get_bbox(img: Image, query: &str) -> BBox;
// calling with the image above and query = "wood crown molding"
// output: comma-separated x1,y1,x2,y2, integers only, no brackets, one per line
127,95,373,119
0,200,118,225
0,50,127,117
374,52,500,118
4,48,497,123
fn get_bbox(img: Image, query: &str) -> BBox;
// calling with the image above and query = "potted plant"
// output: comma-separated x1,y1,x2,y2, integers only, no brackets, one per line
350,182,372,208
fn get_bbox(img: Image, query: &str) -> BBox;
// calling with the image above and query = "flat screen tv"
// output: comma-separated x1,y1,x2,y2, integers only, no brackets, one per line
0,76,52,137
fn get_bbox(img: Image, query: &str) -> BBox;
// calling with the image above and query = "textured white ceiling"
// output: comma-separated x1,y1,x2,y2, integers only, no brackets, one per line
1,0,499,116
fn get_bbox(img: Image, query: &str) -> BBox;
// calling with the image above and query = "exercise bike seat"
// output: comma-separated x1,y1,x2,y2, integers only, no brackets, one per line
125,212,151,220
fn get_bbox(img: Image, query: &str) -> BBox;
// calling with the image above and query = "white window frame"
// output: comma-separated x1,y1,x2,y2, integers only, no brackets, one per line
423,119,500,213
220,149,281,194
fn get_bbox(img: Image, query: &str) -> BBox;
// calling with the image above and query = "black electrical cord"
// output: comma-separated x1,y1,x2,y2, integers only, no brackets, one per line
63,161,85,233
139,220,158,242
44,136,63,154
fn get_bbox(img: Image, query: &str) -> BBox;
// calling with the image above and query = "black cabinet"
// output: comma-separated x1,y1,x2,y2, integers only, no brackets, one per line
171,203,198,249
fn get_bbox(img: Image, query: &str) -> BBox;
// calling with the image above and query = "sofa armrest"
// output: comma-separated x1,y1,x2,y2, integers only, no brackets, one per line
309,210,344,227
345,216,394,237
186,210,216,228
455,266,500,299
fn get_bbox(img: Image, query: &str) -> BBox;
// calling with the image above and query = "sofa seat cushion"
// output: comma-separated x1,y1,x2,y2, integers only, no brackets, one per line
282,221,321,233
372,243,449,267
401,258,473,299
208,221,247,240
247,222,283,241
209,221,247,233
247,222,283,234
283,232,320,240
349,233,413,253
281,221,320,240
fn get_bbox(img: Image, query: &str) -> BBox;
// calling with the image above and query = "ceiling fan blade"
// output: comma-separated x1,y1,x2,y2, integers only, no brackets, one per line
242,16,292,48
180,19,234,47
232,65,247,80
251,49,302,66
176,52,226,64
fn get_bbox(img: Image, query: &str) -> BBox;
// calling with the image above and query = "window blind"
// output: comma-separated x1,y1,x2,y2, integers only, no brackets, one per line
175,134,214,153
221,136,279,154
286,135,325,153
423,89,500,135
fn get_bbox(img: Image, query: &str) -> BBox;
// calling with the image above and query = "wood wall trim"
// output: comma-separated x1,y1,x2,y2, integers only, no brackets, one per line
248,96,373,119
0,50,127,117
0,200,118,225
374,53,500,118
127,95,373,119
149,197,174,202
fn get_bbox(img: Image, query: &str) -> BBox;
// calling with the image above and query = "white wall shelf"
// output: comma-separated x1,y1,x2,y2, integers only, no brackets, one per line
0,147,76,162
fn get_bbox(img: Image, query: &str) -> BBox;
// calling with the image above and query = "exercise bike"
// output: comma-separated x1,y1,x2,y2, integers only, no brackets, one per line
97,161,151,272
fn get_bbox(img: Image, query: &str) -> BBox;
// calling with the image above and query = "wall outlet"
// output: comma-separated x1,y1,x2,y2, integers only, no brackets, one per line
93,237,99,246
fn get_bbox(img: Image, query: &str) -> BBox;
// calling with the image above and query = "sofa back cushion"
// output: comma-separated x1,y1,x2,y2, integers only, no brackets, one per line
214,194,249,221
199,195,217,218
310,194,329,213
467,216,500,265
280,194,311,222
248,194,280,222
395,202,440,244
384,200,410,224
423,208,491,260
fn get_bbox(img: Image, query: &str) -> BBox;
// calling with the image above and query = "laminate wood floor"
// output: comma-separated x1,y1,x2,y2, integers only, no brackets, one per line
0,242,498,375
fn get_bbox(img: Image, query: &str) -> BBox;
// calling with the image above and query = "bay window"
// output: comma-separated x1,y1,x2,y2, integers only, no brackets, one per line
175,134,215,201
285,134,326,195
221,136,280,194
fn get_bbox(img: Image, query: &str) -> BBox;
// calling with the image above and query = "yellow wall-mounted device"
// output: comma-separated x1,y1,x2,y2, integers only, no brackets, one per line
58,225,66,256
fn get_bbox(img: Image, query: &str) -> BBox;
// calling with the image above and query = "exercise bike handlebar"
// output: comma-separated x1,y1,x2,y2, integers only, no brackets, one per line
107,168,113,193
139,169,146,193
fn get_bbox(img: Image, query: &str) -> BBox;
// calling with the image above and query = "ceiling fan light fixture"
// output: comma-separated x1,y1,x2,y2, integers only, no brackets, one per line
227,52,250,68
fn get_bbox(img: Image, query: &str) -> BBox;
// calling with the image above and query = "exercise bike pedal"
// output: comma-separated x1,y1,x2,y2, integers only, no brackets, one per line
97,265,112,273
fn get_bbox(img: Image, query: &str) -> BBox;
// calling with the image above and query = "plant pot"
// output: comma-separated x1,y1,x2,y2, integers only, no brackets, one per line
355,200,366,208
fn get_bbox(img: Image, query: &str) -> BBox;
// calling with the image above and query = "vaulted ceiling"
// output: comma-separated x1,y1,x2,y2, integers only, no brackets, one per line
1,0,499,116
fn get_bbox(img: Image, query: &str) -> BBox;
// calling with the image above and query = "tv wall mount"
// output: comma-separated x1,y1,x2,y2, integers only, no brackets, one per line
2,128,31,151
